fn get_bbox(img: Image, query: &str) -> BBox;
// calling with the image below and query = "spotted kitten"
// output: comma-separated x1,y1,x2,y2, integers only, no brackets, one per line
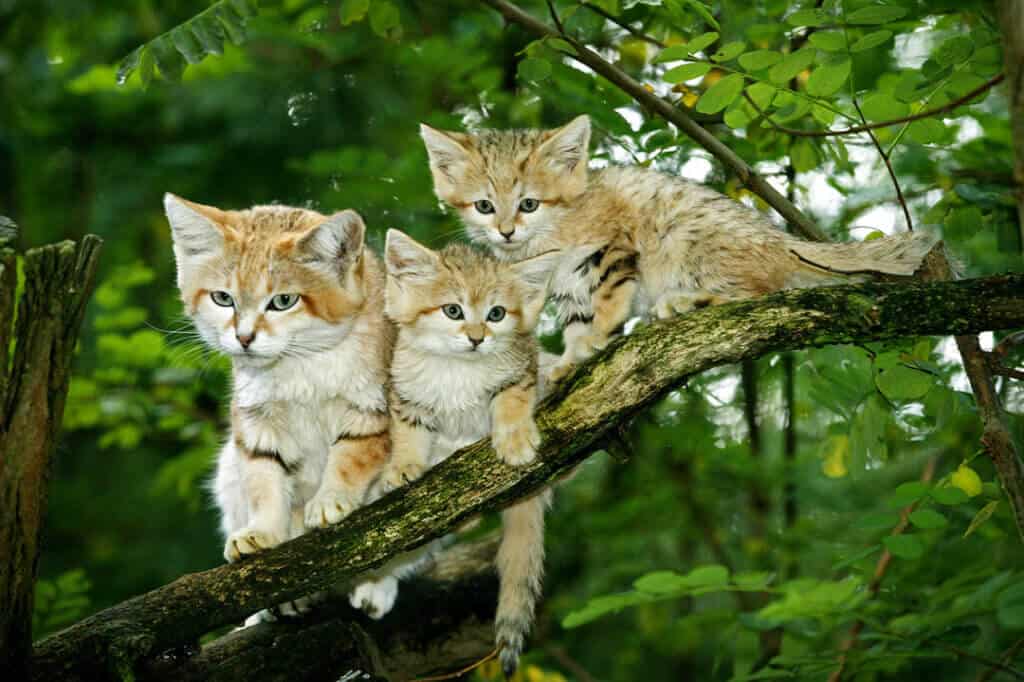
365,230,557,676
421,115,937,380
164,194,394,614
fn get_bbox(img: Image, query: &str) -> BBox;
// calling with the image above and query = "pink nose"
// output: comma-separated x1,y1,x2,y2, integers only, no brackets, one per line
236,333,254,349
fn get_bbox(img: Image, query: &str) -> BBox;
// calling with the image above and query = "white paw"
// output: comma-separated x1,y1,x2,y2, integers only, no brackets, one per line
224,527,284,562
275,592,322,618
349,577,399,620
241,609,276,628
377,458,427,495
304,488,359,529
493,419,541,466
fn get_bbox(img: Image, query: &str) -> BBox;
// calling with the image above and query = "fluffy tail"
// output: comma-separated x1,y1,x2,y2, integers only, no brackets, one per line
496,488,552,678
786,232,938,286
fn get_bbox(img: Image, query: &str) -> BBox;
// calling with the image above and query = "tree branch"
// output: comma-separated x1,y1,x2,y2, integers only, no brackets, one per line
32,274,1024,681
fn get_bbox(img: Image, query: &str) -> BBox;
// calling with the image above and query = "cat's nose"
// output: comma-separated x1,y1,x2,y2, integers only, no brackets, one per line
498,226,515,241
467,335,484,348
236,332,255,350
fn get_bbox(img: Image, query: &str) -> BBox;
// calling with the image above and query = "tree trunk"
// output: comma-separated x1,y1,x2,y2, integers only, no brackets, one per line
998,0,1024,243
0,230,102,677
30,273,1024,682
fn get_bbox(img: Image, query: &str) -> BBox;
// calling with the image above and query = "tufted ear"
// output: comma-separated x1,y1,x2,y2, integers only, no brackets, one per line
534,115,590,174
297,209,366,270
511,250,562,329
420,123,474,200
385,229,439,280
164,193,229,259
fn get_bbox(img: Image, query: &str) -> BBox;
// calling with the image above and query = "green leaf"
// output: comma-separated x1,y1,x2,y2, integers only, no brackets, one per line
676,0,721,31
861,92,910,121
907,118,946,143
786,8,831,26
339,0,370,25
875,365,933,401
664,62,711,83
945,206,984,241
634,571,687,594
998,583,1024,629
680,564,730,588
518,57,552,82
738,50,782,71
891,481,929,507
170,27,205,64
652,32,719,62
850,30,893,52
733,572,773,590
369,0,401,37
883,534,925,560
857,512,902,531
935,36,974,66
964,501,999,537
790,138,819,172
686,31,720,55
909,509,949,530
932,486,970,506
847,5,908,25
696,73,745,114
768,48,816,84
711,41,746,62
806,58,851,97
562,591,654,628
809,31,847,51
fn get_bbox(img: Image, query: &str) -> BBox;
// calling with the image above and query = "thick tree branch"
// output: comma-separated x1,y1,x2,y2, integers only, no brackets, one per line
32,274,1024,681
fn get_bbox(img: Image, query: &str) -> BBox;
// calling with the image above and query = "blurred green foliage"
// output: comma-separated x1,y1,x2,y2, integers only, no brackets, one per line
3,0,1023,679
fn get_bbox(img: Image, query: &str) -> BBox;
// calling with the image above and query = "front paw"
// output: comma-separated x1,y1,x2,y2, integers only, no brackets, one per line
225,527,284,562
494,419,541,466
377,458,427,495
547,361,575,383
304,488,358,529
349,577,399,620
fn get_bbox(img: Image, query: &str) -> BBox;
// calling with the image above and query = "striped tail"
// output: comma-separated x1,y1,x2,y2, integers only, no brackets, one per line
496,488,552,678
785,232,938,286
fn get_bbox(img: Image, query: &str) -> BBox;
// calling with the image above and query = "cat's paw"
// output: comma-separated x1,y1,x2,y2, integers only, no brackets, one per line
349,577,399,620
654,291,719,319
547,361,575,383
304,488,358,529
377,458,427,495
241,609,276,628
493,419,541,466
224,527,283,562
274,592,323,618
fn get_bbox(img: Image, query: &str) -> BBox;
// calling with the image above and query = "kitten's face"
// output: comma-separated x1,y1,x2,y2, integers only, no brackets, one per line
384,230,555,358
164,194,368,367
420,115,591,258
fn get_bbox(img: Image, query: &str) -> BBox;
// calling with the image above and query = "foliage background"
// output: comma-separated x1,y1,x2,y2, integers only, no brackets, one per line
3,0,1023,679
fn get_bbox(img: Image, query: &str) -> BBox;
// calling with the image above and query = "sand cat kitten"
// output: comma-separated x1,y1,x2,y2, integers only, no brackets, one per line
165,195,394,614
420,115,937,380
368,230,557,676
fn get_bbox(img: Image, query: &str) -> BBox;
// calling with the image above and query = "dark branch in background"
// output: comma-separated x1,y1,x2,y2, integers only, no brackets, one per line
581,2,666,46
851,99,914,231
975,637,1024,682
996,0,1024,245
32,274,1024,681
479,0,829,241
827,457,938,682
743,73,1004,138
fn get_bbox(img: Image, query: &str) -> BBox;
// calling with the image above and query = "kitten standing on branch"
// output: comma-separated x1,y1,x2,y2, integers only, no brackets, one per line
164,195,395,618
420,114,937,380
359,230,557,676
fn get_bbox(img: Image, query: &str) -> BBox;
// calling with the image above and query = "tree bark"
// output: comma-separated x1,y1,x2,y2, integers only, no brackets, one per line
31,273,1024,682
0,232,102,677
998,0,1024,243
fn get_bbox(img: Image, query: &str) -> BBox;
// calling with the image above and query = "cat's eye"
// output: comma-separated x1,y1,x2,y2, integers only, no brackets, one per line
518,198,540,213
474,199,495,215
487,306,506,322
210,291,234,307
268,293,300,311
442,303,464,320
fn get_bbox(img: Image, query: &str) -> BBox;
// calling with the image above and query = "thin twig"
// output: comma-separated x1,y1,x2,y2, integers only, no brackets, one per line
992,364,1024,381
546,645,600,682
412,648,498,682
744,73,1004,138
581,1,665,46
852,99,914,231
827,457,938,682
975,637,1024,682
545,0,564,34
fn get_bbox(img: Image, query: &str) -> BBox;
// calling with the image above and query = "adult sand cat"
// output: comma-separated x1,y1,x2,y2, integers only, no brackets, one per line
365,230,556,676
420,115,937,380
164,195,395,615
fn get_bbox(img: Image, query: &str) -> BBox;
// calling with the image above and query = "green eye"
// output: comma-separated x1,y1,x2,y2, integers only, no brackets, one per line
210,291,234,307
442,303,464,320
268,294,299,311
518,198,540,213
474,199,495,214
487,306,506,322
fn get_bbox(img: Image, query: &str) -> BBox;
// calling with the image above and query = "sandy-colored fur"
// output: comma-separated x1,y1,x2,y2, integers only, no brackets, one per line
165,194,394,616
364,231,555,675
421,115,937,379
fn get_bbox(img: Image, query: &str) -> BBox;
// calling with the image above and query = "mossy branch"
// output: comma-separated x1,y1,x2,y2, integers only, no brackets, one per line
31,273,1024,681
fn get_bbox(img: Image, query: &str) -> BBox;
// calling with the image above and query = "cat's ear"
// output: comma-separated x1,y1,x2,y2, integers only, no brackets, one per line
385,229,439,279
420,123,473,199
164,193,229,259
511,250,561,328
297,209,366,270
534,115,591,187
